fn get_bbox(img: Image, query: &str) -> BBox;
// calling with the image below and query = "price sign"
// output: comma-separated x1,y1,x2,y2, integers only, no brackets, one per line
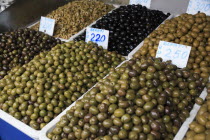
156,41,191,68
39,16,55,36
187,0,210,16
129,0,151,8
85,27,109,49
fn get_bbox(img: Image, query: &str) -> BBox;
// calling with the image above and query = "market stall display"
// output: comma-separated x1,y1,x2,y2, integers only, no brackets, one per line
74,5,170,56
133,13,210,79
0,0,210,139
0,28,62,79
31,0,114,39
47,57,207,140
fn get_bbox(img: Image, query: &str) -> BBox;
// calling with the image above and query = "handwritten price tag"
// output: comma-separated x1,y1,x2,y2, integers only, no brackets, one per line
156,41,191,68
129,0,151,8
187,0,210,16
85,27,109,49
39,16,55,36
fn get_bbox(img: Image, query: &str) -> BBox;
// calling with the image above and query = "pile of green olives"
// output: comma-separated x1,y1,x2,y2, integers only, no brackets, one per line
134,13,210,79
0,41,125,130
48,57,207,140
0,28,62,79
184,83,210,140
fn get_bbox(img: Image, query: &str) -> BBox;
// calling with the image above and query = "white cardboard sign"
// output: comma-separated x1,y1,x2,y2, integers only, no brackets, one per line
187,0,210,16
39,16,55,36
156,41,191,68
85,27,109,49
129,0,151,8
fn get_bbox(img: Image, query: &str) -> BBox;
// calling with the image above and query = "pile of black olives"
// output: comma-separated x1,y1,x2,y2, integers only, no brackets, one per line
0,41,125,130
134,13,210,79
0,28,62,79
48,57,207,140
184,83,210,140
74,5,170,56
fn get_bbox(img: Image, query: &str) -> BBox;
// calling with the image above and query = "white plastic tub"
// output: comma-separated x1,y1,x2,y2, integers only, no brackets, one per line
39,63,209,140
39,60,128,140
0,59,127,140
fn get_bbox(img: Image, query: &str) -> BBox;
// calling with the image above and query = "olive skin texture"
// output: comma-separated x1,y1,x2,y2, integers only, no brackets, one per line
0,41,125,130
48,57,206,140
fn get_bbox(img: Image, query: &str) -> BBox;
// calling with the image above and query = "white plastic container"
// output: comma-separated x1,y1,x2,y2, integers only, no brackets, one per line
0,58,127,140
39,69,209,140
39,60,128,140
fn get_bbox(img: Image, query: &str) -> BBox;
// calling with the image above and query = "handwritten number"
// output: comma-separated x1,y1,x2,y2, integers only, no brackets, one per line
91,33,95,41
100,35,105,42
174,50,181,59
205,4,210,11
95,34,100,42
165,49,171,58
181,52,188,59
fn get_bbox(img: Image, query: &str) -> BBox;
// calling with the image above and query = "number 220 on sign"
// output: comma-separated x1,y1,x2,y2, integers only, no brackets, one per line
156,41,191,68
85,27,109,49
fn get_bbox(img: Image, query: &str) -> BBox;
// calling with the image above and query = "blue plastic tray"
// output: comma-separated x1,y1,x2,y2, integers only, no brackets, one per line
0,119,33,140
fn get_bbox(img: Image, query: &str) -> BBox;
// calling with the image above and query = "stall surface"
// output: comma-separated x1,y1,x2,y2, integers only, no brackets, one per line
0,119,33,140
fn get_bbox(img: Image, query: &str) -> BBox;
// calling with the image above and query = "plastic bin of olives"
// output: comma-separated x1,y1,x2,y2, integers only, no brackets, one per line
31,0,114,40
133,12,210,79
0,40,125,133
0,28,62,80
74,4,170,56
41,57,207,140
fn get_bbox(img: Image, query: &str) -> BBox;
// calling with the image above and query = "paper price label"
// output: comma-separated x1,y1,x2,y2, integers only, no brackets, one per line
156,41,191,68
187,0,210,16
39,16,55,36
85,27,109,49
129,0,151,8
